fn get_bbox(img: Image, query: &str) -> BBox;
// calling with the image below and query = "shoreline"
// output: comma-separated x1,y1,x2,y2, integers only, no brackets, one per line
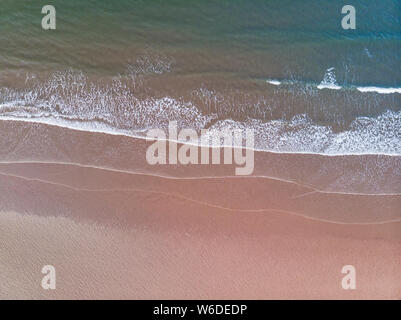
0,162,399,224
1,114,400,157
1,119,399,195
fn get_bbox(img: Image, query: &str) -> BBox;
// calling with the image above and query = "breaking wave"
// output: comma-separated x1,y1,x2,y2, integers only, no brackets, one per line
0,69,400,156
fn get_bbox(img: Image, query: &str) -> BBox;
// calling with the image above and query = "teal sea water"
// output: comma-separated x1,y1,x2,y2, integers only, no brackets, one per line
0,0,400,154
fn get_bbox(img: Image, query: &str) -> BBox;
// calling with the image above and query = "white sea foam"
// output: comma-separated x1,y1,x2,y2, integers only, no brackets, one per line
265,77,401,94
1,70,399,156
317,67,342,90
1,100,400,156
0,96,215,136
356,87,401,94
265,67,400,94
202,110,401,155
266,80,281,86
266,67,401,95
317,83,342,90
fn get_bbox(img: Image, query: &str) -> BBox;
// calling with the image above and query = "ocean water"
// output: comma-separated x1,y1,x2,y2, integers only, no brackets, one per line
0,0,400,154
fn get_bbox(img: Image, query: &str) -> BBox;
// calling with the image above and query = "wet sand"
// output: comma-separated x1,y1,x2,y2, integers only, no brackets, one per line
0,162,400,224
0,162,400,299
1,119,400,194
0,205,400,299
0,121,400,299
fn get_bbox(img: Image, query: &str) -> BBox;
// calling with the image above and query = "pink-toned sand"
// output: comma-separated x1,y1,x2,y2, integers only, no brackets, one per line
0,121,400,299
0,162,400,299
